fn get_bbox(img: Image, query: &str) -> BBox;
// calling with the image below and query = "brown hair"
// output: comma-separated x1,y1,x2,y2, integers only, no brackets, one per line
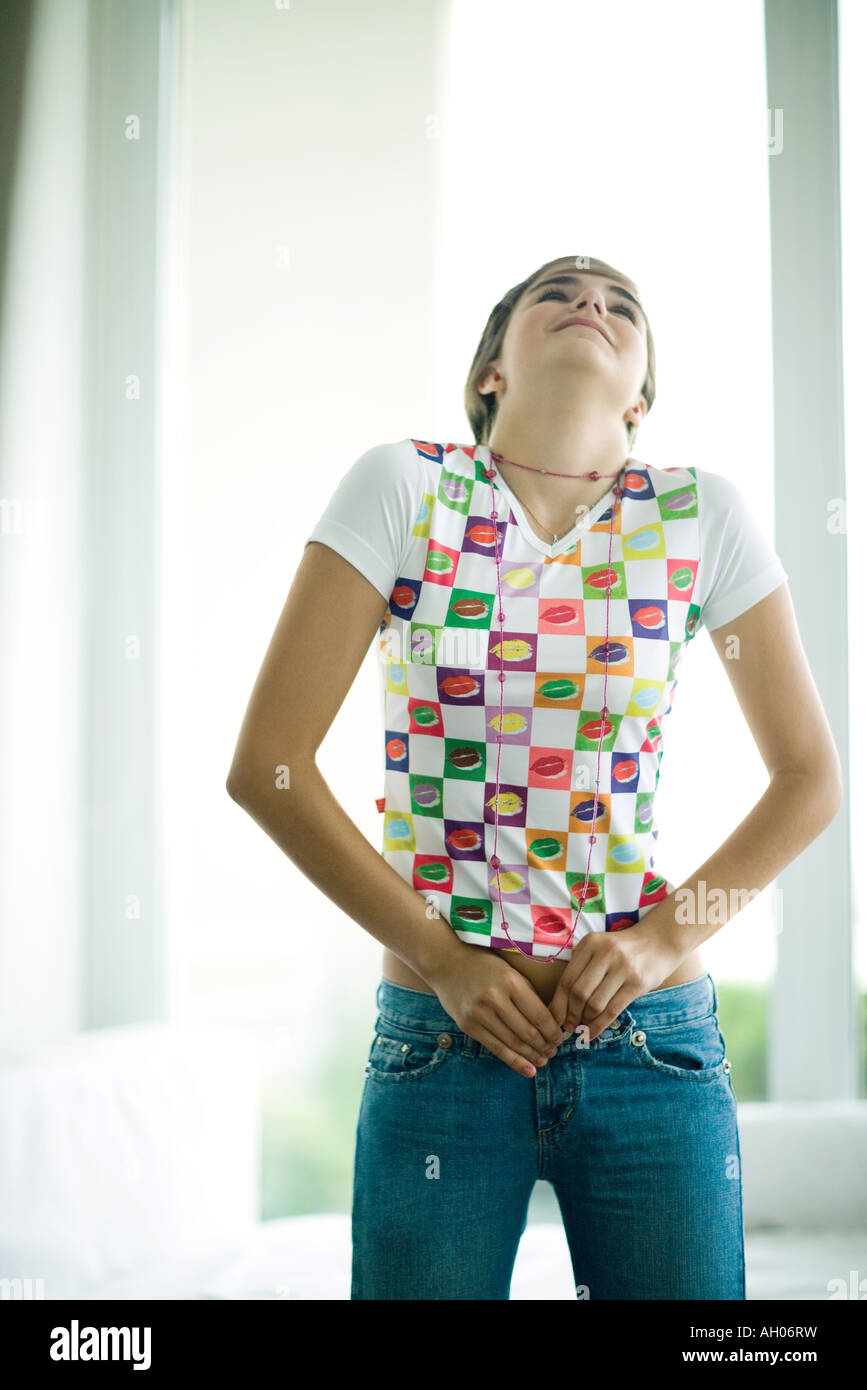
464,255,656,455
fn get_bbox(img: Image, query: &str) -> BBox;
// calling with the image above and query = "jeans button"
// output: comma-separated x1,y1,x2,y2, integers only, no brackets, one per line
437,1033,453,1049
631,1030,646,1046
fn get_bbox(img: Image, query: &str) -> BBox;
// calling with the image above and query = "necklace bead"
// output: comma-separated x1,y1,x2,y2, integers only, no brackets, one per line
489,450,624,544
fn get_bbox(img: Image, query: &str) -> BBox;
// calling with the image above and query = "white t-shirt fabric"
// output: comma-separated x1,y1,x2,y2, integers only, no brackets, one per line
303,437,788,960
304,438,788,633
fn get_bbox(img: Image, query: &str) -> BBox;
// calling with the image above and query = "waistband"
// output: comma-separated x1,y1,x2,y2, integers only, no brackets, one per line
376,971,717,1036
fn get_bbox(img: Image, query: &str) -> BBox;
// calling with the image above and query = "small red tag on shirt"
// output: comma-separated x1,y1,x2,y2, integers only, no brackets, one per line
375,797,386,814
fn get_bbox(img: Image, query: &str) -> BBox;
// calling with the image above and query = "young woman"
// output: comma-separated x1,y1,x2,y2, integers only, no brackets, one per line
226,254,842,1300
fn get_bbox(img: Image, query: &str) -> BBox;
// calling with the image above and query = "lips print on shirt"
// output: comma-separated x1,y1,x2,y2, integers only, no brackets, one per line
377,441,703,961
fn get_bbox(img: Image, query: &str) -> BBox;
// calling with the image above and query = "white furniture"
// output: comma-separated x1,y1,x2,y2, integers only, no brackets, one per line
1,1025,865,1300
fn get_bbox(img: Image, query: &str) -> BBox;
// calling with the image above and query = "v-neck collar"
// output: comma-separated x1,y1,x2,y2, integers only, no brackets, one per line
477,444,626,558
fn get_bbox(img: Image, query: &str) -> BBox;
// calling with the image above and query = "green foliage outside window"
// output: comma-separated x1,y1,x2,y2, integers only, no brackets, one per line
259,984,867,1220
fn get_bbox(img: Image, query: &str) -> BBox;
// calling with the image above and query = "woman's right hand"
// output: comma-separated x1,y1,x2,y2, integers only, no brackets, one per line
426,945,570,1078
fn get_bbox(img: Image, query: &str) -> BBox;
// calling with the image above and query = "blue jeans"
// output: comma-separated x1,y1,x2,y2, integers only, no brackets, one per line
351,971,745,1299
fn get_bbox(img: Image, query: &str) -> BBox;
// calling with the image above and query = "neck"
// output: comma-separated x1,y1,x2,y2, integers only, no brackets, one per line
487,405,629,525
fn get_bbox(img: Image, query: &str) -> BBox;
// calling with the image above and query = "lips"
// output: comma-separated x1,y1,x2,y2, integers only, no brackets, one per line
556,316,610,343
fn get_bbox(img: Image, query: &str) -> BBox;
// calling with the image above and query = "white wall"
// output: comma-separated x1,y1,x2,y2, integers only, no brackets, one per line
172,0,449,1039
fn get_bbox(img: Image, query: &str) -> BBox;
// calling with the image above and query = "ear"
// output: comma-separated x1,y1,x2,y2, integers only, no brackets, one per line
476,365,501,396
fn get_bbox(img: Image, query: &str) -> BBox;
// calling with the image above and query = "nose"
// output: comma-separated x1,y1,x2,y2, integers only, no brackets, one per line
571,285,606,317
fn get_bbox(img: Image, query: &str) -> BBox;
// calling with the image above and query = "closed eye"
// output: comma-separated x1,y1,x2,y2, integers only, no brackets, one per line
537,286,637,324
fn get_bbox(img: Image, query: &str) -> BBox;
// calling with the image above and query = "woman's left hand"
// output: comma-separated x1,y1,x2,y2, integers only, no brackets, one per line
548,919,685,1043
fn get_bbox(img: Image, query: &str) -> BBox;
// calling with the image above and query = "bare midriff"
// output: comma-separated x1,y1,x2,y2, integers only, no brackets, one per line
382,941,706,1007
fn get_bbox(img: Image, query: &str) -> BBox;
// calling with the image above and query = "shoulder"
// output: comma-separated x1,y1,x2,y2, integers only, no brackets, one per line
637,459,749,519
627,457,700,509
691,465,749,509
347,436,473,482
347,436,424,477
409,438,480,477
322,438,427,510
358,438,482,502
690,466,766,540
627,456,694,485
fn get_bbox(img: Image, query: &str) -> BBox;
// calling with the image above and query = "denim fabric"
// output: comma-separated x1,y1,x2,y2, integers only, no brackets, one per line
351,971,745,1300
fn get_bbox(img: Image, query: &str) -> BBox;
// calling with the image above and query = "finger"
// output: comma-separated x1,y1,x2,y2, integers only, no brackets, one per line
584,982,637,1041
547,987,568,1028
563,957,612,1030
548,996,562,1027
490,996,565,1063
508,983,571,1050
472,1005,554,1070
470,1022,543,1079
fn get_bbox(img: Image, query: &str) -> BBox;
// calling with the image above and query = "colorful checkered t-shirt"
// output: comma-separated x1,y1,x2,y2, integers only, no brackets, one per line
305,438,788,961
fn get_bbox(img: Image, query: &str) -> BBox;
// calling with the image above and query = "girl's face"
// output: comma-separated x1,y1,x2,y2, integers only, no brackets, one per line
486,262,649,414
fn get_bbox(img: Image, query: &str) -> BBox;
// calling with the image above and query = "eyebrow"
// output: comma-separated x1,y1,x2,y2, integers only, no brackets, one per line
526,274,645,320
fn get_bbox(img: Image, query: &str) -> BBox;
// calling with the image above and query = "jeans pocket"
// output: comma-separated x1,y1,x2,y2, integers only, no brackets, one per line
364,1017,454,1084
630,1008,729,1081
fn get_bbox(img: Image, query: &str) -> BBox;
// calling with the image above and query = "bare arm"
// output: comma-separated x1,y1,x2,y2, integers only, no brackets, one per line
226,540,566,1074
634,582,842,955
548,581,844,1037
226,540,466,984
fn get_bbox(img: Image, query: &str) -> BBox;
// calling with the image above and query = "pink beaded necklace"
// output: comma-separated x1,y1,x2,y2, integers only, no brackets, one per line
482,446,628,964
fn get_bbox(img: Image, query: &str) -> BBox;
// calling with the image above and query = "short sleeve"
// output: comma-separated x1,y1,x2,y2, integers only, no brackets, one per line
695,468,789,632
303,438,425,601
